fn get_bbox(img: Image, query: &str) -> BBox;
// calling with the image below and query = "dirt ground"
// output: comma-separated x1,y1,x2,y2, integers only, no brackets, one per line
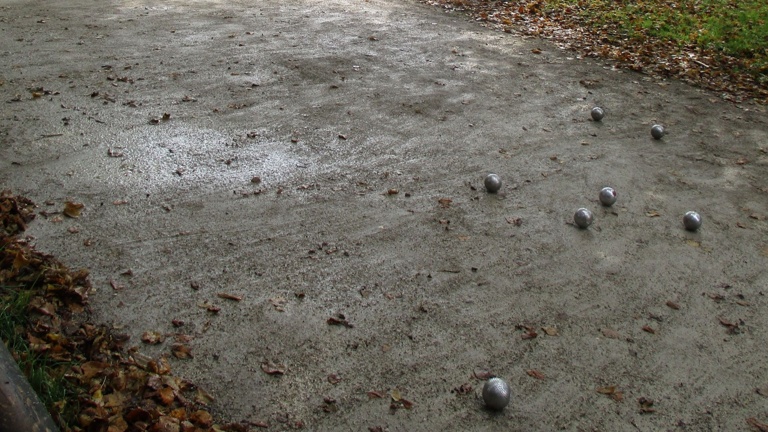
2,0,768,430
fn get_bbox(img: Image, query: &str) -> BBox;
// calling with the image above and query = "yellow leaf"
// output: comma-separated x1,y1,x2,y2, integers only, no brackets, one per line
391,388,402,402
63,201,84,218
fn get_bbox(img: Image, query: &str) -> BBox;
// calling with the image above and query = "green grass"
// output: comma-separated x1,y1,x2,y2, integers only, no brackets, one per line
0,285,74,421
545,0,768,78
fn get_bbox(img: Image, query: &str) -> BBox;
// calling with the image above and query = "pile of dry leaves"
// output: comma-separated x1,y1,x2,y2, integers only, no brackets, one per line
422,0,767,103
0,190,249,432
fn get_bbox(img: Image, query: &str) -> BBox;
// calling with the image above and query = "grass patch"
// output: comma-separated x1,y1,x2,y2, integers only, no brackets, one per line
546,0,768,78
0,284,76,422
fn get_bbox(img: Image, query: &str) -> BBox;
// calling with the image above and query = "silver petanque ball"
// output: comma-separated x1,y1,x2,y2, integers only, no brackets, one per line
574,208,594,229
599,187,617,206
484,173,502,193
482,378,511,411
683,211,702,231
651,124,665,140
591,106,605,121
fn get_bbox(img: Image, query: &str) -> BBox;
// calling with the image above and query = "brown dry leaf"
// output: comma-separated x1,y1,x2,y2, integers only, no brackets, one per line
217,292,243,301
438,197,453,208
473,369,494,380
451,383,473,395
541,326,558,336
261,361,286,376
327,373,342,384
638,397,656,414
189,409,213,428
747,417,768,432
666,300,680,310
141,331,165,345
642,325,656,334
531,48,542,54
737,221,747,229
390,388,402,402
156,386,176,406
171,343,193,359
270,296,287,312
195,388,215,405
367,390,385,399
526,369,545,380
63,201,85,218
327,313,354,328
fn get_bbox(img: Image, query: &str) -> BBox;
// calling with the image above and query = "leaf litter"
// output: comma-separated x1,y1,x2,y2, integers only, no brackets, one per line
0,191,247,431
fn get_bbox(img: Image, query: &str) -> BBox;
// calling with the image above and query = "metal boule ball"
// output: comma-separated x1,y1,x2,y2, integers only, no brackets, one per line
484,173,502,193
651,124,665,140
683,211,702,231
574,208,593,229
598,187,617,206
482,378,511,411
591,106,604,121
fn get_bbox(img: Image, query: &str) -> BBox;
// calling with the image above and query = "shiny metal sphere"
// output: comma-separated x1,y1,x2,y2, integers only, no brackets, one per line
484,173,502,193
598,187,617,206
591,106,604,121
651,124,665,140
683,211,702,231
482,378,511,410
574,208,593,229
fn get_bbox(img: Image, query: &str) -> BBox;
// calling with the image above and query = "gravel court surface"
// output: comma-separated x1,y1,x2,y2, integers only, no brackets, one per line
1,0,768,430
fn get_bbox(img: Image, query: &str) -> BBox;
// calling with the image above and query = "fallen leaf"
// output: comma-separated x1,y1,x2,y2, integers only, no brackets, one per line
367,390,385,399
171,343,193,359
638,397,656,414
737,221,747,229
270,296,287,311
327,313,354,328
541,326,558,336
526,369,545,380
646,211,661,217
217,292,243,301
63,201,85,218
747,417,768,432
451,383,473,394
531,48,542,54
141,331,165,345
438,197,453,208
261,361,285,375
390,388,402,402
756,385,768,397
473,369,494,380
596,385,624,402
195,388,215,405
156,387,175,406
642,325,656,334
666,301,680,310
327,373,342,384
596,386,617,395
